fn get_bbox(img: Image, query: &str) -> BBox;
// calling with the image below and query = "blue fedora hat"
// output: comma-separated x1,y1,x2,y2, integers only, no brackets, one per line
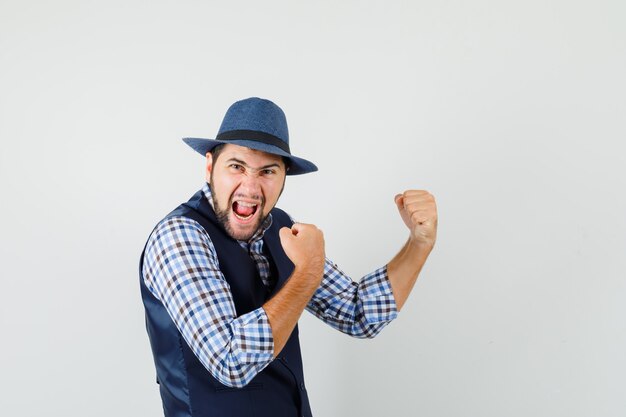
183,97,318,175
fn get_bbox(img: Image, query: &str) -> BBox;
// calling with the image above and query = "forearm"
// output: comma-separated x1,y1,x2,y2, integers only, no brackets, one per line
263,265,322,357
389,189,438,311
387,238,434,311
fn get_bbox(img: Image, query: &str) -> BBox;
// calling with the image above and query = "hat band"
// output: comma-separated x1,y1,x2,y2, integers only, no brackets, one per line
216,130,291,154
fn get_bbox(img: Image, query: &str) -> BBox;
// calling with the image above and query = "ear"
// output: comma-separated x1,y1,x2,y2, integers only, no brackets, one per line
205,152,213,182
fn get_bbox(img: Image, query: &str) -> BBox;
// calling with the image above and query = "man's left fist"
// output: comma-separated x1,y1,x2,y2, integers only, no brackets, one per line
394,190,438,248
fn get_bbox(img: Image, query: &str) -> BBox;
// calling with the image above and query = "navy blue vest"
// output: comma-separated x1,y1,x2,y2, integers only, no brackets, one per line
139,189,313,417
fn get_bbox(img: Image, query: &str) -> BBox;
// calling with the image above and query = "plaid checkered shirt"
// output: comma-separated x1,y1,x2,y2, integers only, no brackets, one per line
142,183,398,388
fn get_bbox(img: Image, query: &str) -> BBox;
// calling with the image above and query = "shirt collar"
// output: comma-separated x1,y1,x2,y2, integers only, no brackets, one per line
202,183,273,244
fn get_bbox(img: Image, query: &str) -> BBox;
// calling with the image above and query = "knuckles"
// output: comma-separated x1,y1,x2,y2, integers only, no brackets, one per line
403,190,432,198
401,190,437,209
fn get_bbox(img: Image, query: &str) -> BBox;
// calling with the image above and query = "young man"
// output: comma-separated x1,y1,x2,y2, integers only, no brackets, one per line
140,97,437,417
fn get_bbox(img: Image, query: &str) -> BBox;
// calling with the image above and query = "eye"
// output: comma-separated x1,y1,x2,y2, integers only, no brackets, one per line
229,163,243,172
261,168,276,176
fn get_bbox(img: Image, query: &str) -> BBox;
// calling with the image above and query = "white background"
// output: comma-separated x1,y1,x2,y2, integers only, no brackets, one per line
1,1,625,416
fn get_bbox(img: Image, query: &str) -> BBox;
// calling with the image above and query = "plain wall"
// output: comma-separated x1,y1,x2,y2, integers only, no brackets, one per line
1,1,625,416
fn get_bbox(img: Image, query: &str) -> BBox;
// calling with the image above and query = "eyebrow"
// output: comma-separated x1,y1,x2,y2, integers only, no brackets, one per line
225,157,283,170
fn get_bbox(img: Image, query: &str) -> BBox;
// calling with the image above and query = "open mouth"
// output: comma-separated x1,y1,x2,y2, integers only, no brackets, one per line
232,200,259,221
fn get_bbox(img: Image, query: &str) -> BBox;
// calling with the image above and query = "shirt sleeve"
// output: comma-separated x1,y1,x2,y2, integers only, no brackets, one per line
305,258,399,338
142,216,274,388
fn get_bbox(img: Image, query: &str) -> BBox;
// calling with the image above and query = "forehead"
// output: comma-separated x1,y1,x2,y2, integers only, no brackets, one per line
218,144,285,166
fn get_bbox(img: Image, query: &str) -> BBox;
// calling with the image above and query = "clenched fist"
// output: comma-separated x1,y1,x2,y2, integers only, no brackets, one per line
395,190,438,248
279,223,326,278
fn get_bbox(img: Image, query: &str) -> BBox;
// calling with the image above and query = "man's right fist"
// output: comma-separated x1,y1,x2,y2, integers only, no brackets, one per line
279,223,325,276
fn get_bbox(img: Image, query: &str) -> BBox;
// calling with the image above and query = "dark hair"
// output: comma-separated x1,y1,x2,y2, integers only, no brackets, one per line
210,144,290,172
209,144,226,163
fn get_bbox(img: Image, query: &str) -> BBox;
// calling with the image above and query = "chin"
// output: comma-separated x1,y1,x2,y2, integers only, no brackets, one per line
225,216,264,241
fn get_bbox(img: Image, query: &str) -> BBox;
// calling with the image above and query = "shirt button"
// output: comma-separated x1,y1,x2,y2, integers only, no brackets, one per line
300,382,305,391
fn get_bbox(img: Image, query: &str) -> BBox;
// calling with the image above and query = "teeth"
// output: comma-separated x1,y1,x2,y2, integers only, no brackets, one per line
235,201,257,207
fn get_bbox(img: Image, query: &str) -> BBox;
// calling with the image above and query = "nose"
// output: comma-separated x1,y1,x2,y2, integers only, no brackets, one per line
236,173,263,201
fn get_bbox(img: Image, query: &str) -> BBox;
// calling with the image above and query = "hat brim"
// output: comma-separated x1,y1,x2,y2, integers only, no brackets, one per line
182,137,318,176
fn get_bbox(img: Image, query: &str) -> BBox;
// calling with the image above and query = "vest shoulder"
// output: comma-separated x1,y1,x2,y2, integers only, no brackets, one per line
270,207,293,227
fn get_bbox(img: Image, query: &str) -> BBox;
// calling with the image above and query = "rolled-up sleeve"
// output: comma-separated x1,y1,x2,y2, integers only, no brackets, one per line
305,259,399,338
142,217,274,388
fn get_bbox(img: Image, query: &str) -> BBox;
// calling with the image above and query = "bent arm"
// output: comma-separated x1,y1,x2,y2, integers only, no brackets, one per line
143,217,274,388
304,189,437,333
